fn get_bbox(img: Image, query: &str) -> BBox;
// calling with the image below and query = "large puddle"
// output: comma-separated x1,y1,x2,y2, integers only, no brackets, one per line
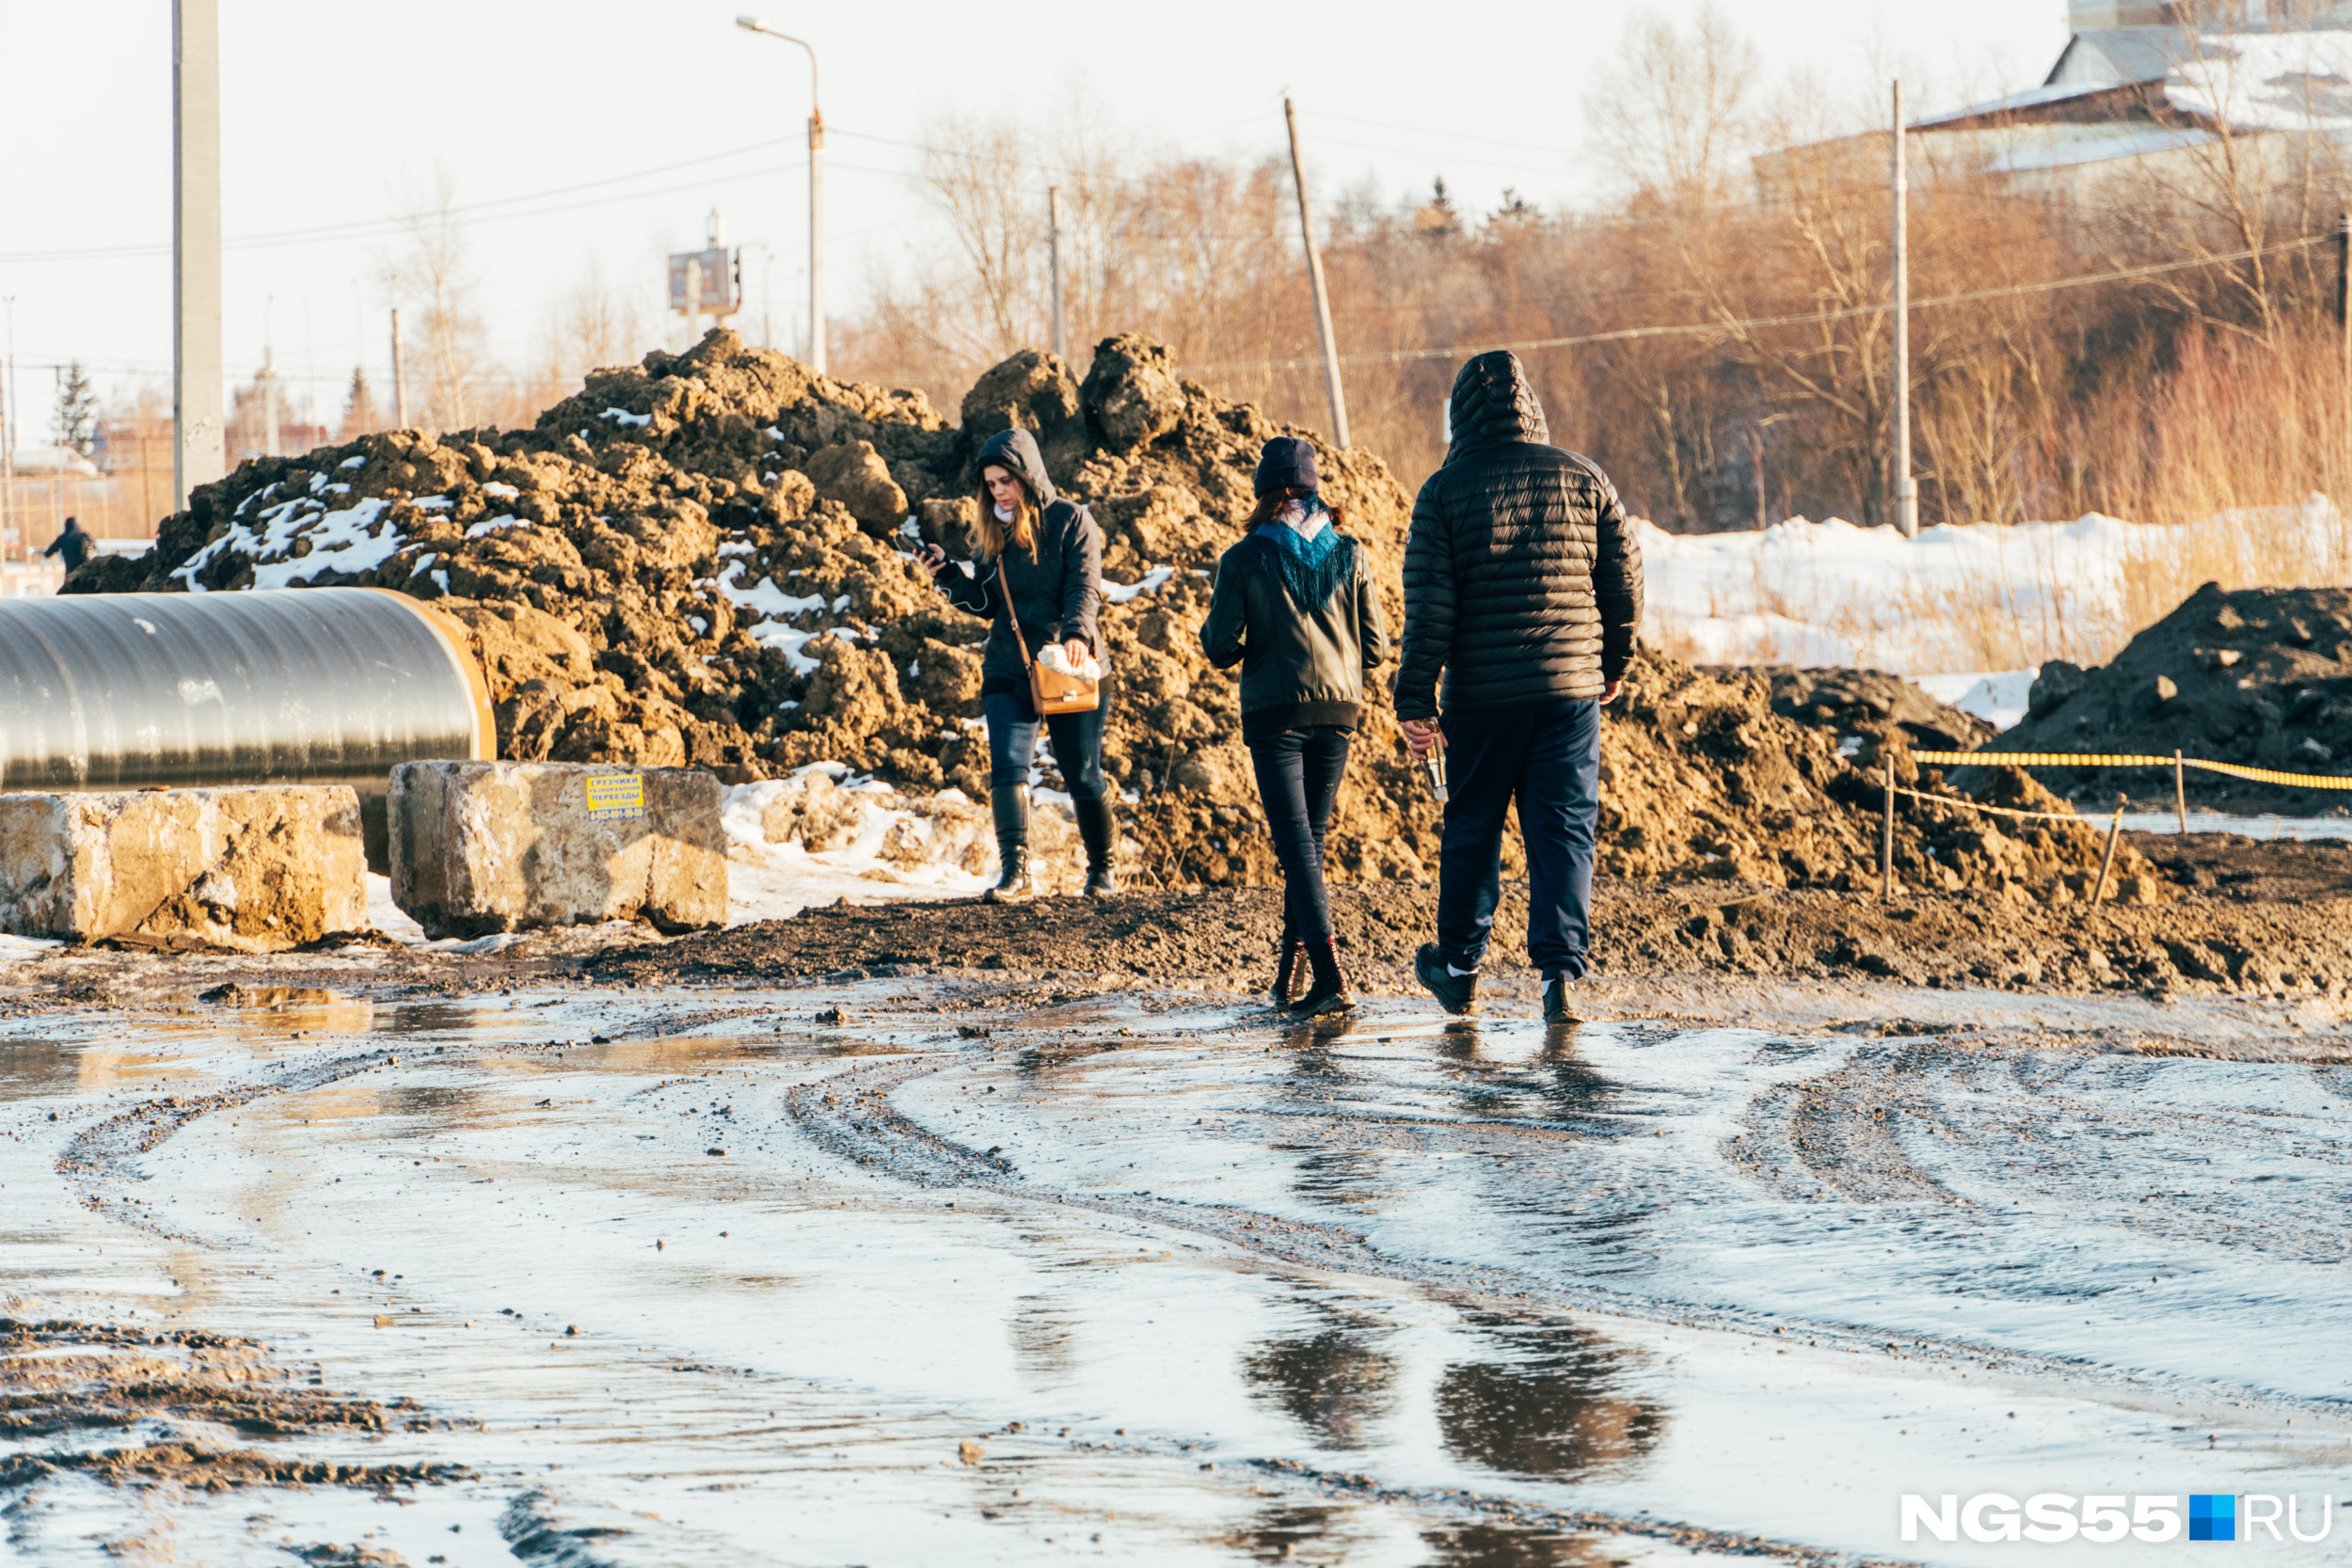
3,983,2348,1565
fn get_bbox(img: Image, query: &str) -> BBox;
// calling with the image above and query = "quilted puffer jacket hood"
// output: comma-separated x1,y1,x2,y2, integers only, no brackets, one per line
976,426,1059,507
1444,350,1549,460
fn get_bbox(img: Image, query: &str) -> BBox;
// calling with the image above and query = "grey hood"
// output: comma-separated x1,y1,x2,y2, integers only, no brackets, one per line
976,426,1059,507
1444,350,1549,462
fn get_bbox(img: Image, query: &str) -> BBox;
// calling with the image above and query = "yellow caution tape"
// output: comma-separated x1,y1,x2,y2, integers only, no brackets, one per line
1911,751,2352,792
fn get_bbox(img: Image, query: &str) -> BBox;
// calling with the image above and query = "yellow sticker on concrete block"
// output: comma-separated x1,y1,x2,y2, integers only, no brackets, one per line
585,773,646,822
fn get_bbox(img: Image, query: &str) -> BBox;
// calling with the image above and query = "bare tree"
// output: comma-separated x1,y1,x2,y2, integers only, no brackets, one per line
1586,2,1762,208
383,167,492,432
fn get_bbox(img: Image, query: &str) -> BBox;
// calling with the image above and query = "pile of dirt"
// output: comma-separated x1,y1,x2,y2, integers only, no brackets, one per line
76,328,2137,899
1982,583,2352,808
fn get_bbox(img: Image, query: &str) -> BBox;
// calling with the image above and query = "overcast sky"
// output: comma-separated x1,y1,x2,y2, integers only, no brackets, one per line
0,0,2067,435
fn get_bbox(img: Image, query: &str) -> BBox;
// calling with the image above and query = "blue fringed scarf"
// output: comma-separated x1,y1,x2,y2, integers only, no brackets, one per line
1255,514,1356,610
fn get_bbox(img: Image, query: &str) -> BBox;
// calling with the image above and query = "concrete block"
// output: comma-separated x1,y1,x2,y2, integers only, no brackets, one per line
389,762,725,939
0,786,367,952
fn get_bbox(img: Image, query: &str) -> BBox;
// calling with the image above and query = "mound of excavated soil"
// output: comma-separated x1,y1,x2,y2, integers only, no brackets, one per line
1982,584,2352,810
77,328,2141,900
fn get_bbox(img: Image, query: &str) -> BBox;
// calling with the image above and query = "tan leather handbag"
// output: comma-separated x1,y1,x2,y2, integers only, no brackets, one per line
999,563,1100,715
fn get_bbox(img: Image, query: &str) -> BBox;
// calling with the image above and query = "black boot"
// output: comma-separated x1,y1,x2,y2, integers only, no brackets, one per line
1073,794,1118,897
1269,939,1306,1008
984,785,1035,904
1291,939,1355,1017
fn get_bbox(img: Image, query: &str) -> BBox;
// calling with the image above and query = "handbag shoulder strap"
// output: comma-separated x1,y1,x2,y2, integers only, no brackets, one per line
996,560,1034,665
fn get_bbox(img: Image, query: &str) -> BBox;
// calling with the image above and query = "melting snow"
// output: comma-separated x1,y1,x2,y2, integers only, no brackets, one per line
599,407,653,428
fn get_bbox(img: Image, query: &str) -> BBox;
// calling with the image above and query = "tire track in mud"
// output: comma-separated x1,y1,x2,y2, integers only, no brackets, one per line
771,1041,2294,1421
1725,1040,1969,1207
53,1043,434,1242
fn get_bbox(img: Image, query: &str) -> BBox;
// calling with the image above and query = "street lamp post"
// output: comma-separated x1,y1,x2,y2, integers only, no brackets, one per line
735,17,823,374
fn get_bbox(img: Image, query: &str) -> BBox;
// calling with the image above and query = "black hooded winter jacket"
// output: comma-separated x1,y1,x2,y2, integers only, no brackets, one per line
939,427,1107,694
1394,351,1644,720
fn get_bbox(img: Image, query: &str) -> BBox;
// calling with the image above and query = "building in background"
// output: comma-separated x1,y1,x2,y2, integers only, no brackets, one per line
1758,0,2352,203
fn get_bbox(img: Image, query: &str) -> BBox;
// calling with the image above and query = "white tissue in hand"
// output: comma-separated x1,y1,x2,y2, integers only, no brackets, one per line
1038,644,1103,680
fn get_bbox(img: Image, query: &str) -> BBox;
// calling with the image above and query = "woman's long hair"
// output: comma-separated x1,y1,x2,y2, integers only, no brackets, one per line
975,468,1039,560
1248,484,1346,531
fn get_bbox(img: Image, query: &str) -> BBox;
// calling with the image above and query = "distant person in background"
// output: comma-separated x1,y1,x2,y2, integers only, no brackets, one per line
1395,351,1644,1024
45,516,91,580
1200,436,1388,1017
913,427,1118,902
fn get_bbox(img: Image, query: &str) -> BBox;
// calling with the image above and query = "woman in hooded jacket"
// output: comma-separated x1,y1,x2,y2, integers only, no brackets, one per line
1200,436,1389,1016
914,426,1117,901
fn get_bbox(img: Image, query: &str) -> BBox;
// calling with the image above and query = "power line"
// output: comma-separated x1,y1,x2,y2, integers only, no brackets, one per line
1180,236,2328,374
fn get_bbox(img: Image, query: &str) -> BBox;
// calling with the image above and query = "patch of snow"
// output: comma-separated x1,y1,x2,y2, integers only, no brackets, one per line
464,515,530,538
366,874,426,944
712,559,824,620
720,771,993,925
0,932,62,962
413,495,452,510
1640,499,2351,677
338,454,366,469
172,495,405,592
1104,564,1175,603
1916,670,2039,732
482,481,520,499
599,407,653,428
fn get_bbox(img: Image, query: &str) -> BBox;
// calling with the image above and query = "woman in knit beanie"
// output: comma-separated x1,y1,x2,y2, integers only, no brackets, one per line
1198,436,1389,1015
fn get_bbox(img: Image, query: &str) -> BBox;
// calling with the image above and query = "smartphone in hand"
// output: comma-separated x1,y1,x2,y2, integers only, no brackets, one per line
913,542,947,578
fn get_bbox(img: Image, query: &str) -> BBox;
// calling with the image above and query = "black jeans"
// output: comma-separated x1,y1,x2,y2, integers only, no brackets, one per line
1436,699,1601,981
1247,725,1353,945
984,688,1107,800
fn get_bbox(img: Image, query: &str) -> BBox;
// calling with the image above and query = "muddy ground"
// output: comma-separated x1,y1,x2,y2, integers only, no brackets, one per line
0,833,2344,1021
587,832,2352,1005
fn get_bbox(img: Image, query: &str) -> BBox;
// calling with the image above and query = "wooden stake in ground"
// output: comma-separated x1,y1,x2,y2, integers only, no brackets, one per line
2092,795,2127,904
1881,753,1896,900
2174,749,2187,835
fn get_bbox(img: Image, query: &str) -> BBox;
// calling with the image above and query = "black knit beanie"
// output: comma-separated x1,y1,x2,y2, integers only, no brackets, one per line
1253,436,1319,498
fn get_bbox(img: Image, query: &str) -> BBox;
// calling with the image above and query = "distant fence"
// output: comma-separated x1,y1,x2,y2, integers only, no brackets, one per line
1875,749,2352,902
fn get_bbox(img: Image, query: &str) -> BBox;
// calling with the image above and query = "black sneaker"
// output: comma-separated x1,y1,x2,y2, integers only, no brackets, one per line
1542,976,1581,1025
1414,942,1479,1016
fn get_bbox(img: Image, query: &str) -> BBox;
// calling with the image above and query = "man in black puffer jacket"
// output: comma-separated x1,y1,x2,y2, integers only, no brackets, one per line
1396,350,1644,1023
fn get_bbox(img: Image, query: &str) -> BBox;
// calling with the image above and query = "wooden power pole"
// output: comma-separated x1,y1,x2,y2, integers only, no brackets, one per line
1283,97,1350,450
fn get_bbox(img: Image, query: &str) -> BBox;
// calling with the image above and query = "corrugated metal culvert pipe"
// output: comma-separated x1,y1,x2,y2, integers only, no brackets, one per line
0,588,494,867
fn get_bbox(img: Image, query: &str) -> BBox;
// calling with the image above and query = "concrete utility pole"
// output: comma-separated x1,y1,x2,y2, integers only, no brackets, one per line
1283,96,1351,450
736,19,824,372
390,309,408,428
173,0,226,509
1048,185,1068,363
1890,79,1917,540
